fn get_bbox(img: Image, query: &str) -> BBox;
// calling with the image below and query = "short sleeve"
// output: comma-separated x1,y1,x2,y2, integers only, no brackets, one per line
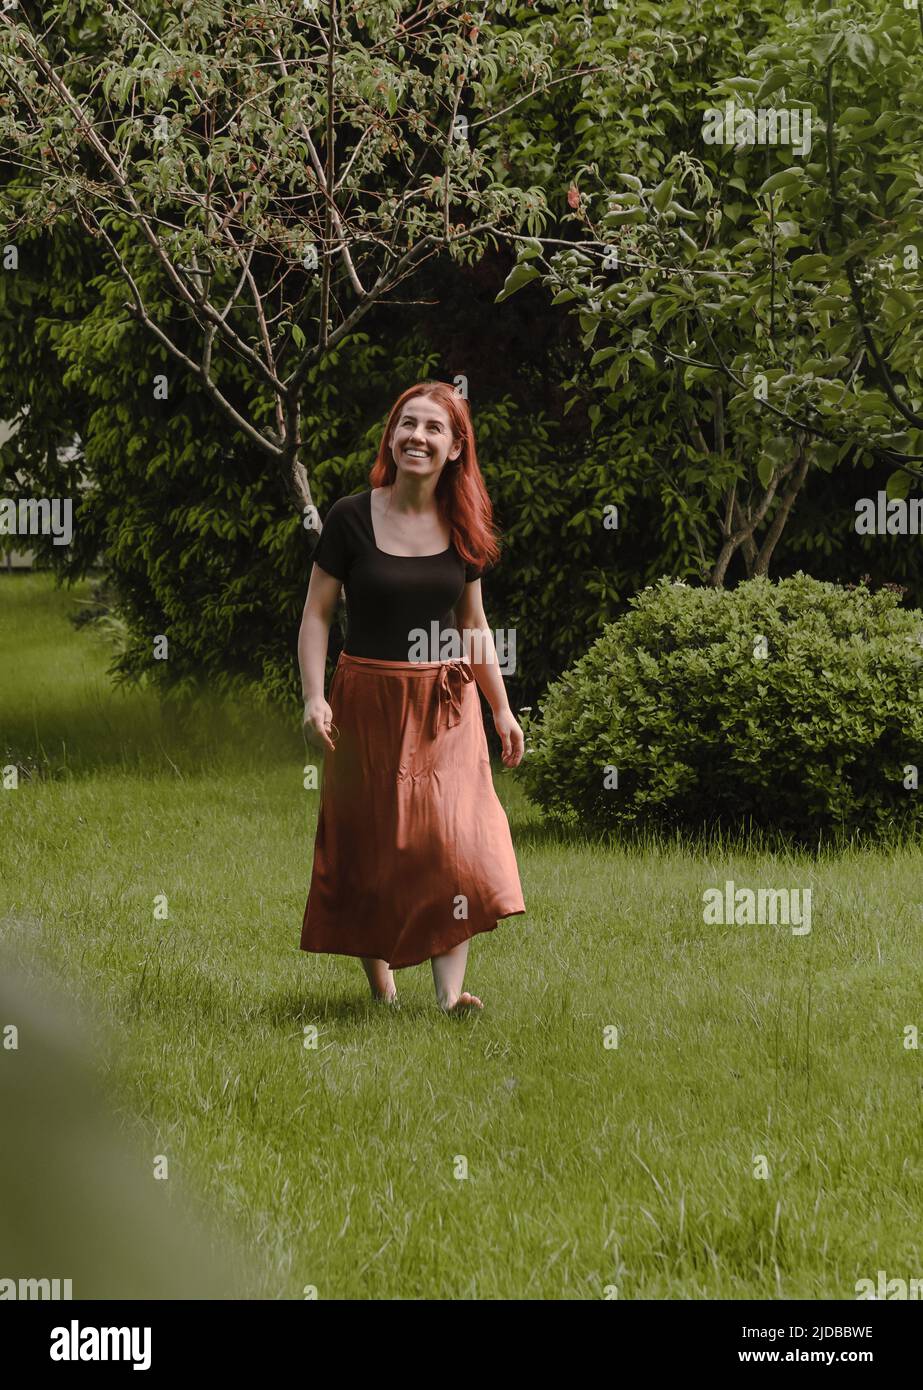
311,499,350,580
464,558,493,582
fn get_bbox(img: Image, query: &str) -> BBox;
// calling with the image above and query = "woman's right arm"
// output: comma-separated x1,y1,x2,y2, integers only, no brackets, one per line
298,565,343,754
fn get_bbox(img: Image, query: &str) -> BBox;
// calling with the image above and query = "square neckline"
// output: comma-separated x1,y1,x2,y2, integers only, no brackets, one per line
365,488,452,558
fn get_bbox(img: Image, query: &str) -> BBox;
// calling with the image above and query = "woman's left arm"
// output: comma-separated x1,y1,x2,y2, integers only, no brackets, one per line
454,581,524,769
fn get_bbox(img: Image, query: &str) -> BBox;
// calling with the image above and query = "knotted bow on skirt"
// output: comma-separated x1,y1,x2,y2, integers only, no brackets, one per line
300,652,526,970
432,657,475,739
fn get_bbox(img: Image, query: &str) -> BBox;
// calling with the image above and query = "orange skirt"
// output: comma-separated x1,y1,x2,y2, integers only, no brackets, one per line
300,652,526,969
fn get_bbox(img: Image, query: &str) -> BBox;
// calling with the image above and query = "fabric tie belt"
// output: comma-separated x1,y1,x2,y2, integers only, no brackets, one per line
432,659,474,739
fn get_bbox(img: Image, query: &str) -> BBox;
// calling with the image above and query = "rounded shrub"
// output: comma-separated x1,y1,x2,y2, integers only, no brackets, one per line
517,573,923,844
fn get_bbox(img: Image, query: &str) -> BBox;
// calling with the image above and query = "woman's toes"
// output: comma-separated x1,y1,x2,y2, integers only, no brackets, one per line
449,992,483,1011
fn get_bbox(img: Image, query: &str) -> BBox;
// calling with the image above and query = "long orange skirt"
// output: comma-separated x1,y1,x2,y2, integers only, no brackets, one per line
300,652,526,969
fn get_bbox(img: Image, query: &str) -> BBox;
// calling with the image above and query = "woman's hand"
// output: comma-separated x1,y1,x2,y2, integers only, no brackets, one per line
303,697,337,754
493,707,524,769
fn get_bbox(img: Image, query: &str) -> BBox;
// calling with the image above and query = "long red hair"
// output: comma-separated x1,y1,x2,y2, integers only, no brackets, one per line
369,382,501,574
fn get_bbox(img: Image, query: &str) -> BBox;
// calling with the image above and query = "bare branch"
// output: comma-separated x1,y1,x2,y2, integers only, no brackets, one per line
12,25,287,397
267,36,367,300
318,0,336,352
82,204,282,460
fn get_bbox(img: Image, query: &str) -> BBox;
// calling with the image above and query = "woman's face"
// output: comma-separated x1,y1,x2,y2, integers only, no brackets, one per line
388,394,463,479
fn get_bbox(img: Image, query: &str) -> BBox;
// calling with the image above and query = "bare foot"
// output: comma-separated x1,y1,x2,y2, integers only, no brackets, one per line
372,989,399,1006
442,991,483,1013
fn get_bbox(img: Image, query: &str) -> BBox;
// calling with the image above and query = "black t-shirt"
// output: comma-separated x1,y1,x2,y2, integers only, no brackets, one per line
311,489,493,661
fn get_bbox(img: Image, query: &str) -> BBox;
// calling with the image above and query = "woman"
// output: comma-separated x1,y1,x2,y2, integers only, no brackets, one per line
298,381,526,1013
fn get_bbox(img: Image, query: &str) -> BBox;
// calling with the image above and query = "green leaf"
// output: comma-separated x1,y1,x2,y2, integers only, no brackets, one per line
765,435,790,463
607,208,647,225
581,320,601,349
885,173,913,202
845,31,877,70
813,442,840,473
809,33,844,66
837,107,872,126
518,238,543,261
758,167,805,195
650,297,681,332
494,262,541,303
622,291,657,321
684,364,719,387
721,77,761,93
847,121,883,144
651,178,674,212
790,253,829,280
755,67,789,103
886,469,912,501
885,286,916,313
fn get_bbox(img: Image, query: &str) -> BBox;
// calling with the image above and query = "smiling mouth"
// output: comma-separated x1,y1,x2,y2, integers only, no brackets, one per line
404,448,430,458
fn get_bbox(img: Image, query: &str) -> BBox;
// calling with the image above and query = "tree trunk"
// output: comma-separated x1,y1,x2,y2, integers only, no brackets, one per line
752,437,810,577
709,463,791,587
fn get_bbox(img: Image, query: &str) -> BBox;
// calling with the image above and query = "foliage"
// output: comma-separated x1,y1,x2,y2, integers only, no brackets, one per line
517,573,923,844
3,0,923,717
495,0,923,583
0,0,586,512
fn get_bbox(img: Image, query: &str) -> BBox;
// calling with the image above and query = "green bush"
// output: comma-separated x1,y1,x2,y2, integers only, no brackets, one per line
517,573,923,845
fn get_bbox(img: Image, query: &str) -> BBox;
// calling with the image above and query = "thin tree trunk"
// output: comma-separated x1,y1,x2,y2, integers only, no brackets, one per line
751,437,810,576
709,464,791,587
732,498,758,578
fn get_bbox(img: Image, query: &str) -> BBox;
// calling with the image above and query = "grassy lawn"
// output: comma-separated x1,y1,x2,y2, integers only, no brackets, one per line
2,572,922,1299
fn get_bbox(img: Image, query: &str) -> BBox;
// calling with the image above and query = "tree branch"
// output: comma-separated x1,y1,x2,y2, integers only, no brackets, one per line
75,204,282,461
318,0,336,352
709,462,792,587
12,26,288,398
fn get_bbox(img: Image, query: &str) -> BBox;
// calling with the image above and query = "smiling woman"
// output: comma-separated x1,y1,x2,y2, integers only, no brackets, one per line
297,381,527,1013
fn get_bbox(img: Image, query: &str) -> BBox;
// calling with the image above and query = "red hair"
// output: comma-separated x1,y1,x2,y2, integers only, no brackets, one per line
369,381,501,574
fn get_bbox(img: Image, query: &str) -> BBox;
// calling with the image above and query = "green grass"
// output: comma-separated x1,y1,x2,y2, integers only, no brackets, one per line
2,572,922,1299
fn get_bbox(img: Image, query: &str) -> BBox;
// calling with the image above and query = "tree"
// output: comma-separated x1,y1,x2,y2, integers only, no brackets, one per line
0,0,630,706
495,0,923,585
0,0,572,526
4,0,922,713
